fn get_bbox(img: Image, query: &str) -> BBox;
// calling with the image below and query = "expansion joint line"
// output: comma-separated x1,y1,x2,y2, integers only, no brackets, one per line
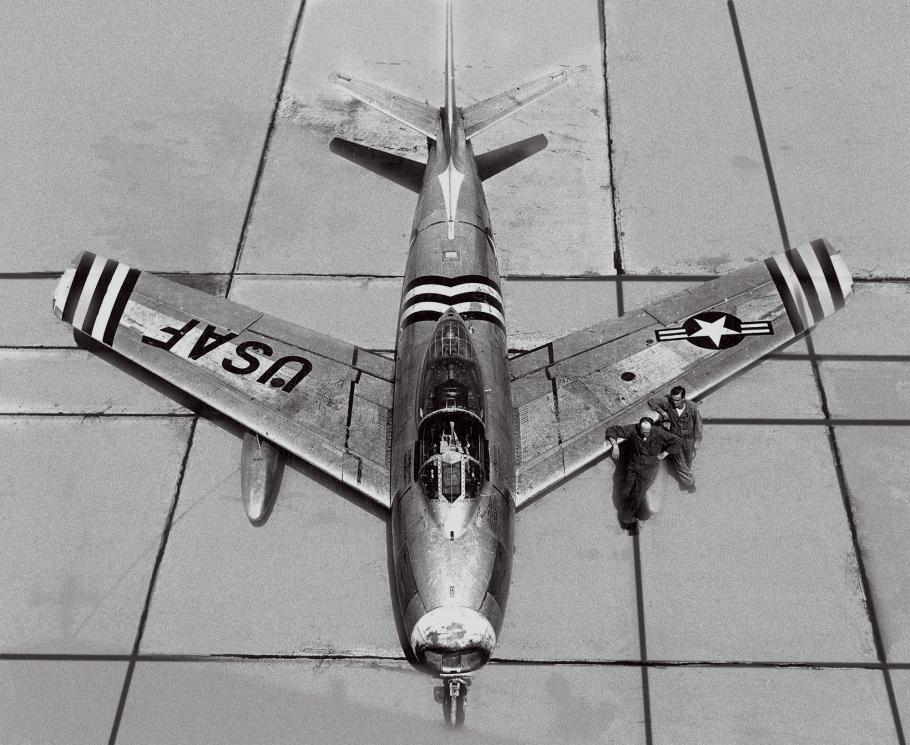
599,5,648,738
107,417,199,745
108,6,307,739
729,3,905,743
598,0,626,319
226,0,307,297
809,330,906,745
631,533,653,745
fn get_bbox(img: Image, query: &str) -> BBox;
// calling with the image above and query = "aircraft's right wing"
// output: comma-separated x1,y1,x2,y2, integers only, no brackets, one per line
509,239,852,509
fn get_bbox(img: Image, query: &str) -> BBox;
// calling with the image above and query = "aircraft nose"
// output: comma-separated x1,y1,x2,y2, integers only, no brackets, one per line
410,606,496,673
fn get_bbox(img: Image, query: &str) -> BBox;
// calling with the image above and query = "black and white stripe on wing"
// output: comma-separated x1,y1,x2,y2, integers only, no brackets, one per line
764,239,852,335
54,252,141,346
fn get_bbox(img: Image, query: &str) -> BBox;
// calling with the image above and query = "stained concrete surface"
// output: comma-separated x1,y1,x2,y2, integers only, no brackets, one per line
894,672,910,737
0,350,190,415
503,460,638,661
116,660,644,745
0,660,128,745
649,667,897,744
2,0,909,743
835,427,910,662
735,1,910,278
810,283,910,356
0,418,190,653
821,361,910,420
0,0,301,273
139,419,400,657
603,1,782,275
640,424,876,663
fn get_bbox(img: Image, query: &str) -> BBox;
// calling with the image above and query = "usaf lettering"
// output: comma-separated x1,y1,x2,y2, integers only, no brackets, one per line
141,319,312,393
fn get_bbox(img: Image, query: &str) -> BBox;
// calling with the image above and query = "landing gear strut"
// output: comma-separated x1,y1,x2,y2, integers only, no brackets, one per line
434,675,470,728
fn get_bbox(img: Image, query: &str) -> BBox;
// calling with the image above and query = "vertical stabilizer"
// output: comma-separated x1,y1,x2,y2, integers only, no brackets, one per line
444,0,456,144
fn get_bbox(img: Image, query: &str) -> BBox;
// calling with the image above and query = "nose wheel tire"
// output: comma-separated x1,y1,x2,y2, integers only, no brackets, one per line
435,677,468,728
444,690,465,728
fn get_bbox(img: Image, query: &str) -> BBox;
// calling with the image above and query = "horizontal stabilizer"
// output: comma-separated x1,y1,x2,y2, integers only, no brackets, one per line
334,73,439,139
463,70,568,140
330,138,425,192
476,134,548,181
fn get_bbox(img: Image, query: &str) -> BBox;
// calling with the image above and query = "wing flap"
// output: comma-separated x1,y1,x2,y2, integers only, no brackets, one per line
54,252,394,508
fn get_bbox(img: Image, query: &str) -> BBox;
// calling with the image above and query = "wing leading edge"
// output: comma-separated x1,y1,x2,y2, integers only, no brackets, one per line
509,239,852,509
53,252,394,508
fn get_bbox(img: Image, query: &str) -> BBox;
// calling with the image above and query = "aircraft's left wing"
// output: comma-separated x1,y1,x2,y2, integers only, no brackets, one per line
53,252,394,508
510,239,852,509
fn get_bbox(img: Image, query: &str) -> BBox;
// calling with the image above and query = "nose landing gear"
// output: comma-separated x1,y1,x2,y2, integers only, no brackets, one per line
434,675,470,727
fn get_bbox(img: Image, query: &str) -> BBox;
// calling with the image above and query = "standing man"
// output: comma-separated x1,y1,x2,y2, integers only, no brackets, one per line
606,417,682,534
647,385,703,493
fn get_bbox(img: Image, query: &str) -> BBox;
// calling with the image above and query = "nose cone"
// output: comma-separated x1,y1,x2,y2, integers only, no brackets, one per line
411,606,497,674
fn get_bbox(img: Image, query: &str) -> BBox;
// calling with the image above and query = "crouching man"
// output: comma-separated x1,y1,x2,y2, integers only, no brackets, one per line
606,417,682,534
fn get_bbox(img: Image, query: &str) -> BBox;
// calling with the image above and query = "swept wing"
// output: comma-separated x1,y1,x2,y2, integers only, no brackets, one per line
509,239,852,508
53,252,394,508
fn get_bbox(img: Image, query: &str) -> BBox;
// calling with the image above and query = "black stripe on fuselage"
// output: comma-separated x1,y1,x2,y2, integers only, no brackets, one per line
80,258,119,333
785,248,824,323
765,257,805,333
402,291,504,314
102,268,141,346
61,252,97,324
810,239,845,310
401,308,505,332
402,274,501,294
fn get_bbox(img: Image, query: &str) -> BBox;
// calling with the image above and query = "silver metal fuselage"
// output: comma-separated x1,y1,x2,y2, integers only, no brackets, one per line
391,110,515,676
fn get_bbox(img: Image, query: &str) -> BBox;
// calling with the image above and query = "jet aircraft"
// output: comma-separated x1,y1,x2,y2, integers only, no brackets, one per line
52,0,853,727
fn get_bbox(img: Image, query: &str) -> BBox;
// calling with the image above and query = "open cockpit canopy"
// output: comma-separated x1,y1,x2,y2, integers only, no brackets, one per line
415,313,488,502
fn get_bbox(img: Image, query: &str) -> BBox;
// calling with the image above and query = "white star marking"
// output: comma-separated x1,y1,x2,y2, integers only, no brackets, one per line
690,316,738,347
438,159,464,239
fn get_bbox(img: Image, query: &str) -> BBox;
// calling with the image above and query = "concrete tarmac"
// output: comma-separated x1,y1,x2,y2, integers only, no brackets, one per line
2,1,909,743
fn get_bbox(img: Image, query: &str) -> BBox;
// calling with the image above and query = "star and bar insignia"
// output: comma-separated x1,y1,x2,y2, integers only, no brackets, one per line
655,310,773,350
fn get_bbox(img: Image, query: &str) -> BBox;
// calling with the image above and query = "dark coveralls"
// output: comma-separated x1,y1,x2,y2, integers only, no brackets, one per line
647,395,703,487
605,424,682,523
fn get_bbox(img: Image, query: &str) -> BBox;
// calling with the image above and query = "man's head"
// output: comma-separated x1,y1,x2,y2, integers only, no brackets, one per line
637,417,653,437
670,385,686,406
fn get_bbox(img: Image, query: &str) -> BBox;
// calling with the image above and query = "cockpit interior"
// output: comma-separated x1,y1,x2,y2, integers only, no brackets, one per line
415,316,489,502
